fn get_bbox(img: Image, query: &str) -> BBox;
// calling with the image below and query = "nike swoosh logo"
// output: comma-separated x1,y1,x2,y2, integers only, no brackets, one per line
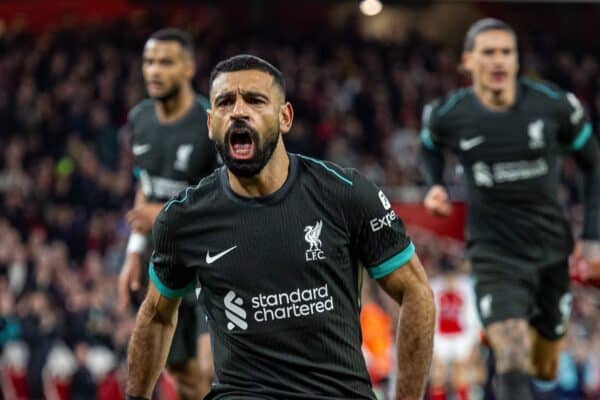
459,136,485,151
206,246,237,264
132,144,151,155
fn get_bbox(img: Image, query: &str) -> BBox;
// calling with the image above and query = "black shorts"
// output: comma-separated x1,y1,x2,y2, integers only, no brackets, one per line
471,254,572,341
166,291,210,365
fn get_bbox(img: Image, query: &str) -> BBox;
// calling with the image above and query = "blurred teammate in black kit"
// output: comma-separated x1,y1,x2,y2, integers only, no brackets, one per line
420,18,600,400
125,54,435,400
118,28,218,399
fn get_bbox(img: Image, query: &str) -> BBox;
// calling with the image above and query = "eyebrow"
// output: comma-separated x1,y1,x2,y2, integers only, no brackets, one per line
214,90,270,102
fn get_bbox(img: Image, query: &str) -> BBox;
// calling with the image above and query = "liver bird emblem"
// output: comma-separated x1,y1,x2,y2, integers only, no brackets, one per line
304,220,323,251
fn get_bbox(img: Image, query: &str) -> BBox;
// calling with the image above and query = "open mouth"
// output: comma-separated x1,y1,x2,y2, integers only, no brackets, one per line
147,81,163,91
491,71,507,83
228,130,255,160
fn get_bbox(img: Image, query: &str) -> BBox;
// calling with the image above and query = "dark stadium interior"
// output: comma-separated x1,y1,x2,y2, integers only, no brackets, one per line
0,1,599,399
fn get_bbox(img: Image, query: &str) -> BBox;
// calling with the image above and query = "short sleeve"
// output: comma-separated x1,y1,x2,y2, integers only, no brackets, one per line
557,91,593,152
345,171,415,279
149,208,198,298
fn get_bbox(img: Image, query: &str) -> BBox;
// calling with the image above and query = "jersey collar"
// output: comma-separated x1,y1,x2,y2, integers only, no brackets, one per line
219,153,299,207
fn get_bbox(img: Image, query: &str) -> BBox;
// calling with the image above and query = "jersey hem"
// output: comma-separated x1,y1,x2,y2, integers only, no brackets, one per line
149,263,196,298
367,242,415,279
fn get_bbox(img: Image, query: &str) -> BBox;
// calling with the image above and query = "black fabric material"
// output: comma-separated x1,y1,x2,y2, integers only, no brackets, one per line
496,371,534,400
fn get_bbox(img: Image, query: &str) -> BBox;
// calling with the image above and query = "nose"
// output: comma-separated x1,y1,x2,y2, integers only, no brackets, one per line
146,63,160,79
231,96,249,120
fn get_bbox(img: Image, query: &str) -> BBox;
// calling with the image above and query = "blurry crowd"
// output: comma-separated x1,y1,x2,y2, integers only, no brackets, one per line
0,10,599,400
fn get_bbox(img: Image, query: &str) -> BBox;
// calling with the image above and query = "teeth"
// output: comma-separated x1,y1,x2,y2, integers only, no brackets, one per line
232,143,252,155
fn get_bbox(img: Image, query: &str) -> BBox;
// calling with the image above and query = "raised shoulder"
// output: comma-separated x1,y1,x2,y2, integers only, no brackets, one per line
432,87,471,119
295,154,355,188
162,169,220,215
520,77,564,101
128,98,154,125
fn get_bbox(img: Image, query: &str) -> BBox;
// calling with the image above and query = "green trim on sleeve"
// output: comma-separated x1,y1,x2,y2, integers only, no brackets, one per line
420,128,436,150
570,123,593,151
368,242,416,279
149,263,195,299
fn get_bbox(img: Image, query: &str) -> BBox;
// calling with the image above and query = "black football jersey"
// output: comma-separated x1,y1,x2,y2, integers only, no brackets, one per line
422,78,592,264
129,95,218,202
149,154,415,399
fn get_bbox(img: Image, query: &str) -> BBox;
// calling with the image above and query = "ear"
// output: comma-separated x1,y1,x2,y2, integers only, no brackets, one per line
206,108,214,140
461,51,473,73
185,57,196,80
279,102,294,135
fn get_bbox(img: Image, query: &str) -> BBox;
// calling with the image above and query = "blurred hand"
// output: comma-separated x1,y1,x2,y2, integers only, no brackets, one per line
117,252,142,313
424,185,452,217
126,203,162,233
570,240,600,286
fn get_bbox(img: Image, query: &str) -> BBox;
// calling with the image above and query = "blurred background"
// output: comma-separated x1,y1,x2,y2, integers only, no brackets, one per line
0,0,598,399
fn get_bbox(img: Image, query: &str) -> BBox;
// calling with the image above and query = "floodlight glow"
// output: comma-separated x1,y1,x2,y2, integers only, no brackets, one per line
359,0,383,17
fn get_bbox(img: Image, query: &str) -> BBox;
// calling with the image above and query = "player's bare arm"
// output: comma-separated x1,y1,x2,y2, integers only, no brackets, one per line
127,186,164,234
119,186,160,311
126,283,181,399
377,254,435,400
571,133,600,281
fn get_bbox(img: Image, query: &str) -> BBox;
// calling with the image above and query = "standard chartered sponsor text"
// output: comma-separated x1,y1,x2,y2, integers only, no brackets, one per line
251,283,334,322
493,158,548,183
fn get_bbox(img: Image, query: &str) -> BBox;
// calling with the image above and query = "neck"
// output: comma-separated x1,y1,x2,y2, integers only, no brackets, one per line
155,84,194,123
474,80,516,111
227,139,290,198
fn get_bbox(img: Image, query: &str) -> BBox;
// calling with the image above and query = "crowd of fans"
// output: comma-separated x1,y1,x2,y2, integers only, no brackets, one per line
0,9,598,399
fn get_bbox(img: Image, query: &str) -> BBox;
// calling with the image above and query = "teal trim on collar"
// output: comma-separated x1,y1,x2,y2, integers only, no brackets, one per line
368,242,415,279
164,186,192,212
521,78,560,99
437,90,467,117
296,154,353,186
149,263,195,298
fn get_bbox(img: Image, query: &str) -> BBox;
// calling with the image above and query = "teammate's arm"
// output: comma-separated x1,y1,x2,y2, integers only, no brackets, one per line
118,185,163,312
377,254,435,400
126,205,198,398
419,103,452,217
126,283,181,399
558,92,600,281
571,132,600,280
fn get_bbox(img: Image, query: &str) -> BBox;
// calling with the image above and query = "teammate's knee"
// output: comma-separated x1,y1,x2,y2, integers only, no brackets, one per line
487,319,533,373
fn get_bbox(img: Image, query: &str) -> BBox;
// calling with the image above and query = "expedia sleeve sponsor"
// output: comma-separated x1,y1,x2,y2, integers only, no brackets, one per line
344,171,414,279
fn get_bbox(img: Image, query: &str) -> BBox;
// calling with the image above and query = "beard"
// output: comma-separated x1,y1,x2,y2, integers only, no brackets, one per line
214,120,280,179
150,82,180,102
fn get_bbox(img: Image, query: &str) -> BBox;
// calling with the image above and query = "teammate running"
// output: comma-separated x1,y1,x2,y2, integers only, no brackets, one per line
420,18,600,400
118,28,218,399
126,54,435,400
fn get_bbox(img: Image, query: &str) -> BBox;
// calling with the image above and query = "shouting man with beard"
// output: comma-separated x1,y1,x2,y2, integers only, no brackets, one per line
125,54,435,400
